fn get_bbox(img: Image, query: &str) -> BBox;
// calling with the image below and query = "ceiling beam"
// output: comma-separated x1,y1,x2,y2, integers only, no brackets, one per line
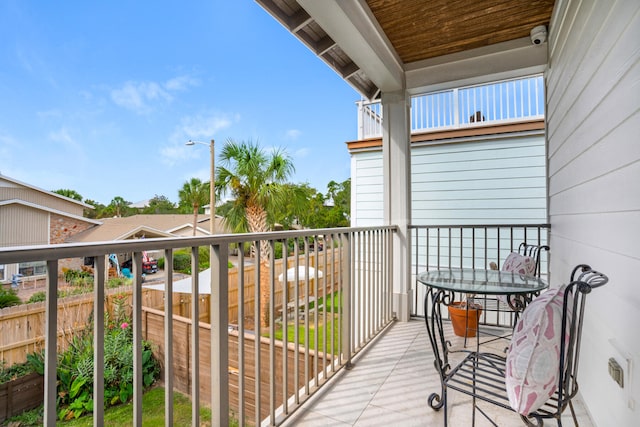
298,0,404,93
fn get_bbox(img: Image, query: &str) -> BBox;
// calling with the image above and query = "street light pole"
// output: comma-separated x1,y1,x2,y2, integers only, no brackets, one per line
186,139,215,235
208,139,215,235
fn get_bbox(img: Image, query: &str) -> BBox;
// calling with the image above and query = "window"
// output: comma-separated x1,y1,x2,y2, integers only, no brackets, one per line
0,264,4,281
19,261,47,277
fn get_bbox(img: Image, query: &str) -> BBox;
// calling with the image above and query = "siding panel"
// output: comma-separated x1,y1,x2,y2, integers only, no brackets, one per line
0,205,49,247
547,0,640,425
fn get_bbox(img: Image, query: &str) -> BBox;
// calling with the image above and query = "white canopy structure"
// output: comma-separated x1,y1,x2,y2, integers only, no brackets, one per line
278,266,323,282
143,268,212,294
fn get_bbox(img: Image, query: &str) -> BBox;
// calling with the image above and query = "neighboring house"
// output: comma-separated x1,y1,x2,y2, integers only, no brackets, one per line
67,214,223,243
0,174,225,283
350,75,547,227
0,174,99,282
66,214,227,268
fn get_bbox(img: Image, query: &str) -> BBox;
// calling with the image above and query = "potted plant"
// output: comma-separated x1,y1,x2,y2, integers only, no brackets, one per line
447,300,483,337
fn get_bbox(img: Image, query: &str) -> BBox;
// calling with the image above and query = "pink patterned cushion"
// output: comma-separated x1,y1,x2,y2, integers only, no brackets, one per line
505,285,572,415
502,252,536,276
498,252,537,304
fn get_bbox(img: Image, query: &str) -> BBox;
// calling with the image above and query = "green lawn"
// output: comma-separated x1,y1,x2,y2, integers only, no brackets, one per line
59,387,212,426
270,291,342,353
2,387,213,427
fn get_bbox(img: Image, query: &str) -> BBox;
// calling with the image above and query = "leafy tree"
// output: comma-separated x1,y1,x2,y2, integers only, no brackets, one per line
178,178,209,236
53,188,83,201
293,179,350,228
107,196,131,218
142,195,176,214
271,183,315,229
216,139,303,327
216,139,304,251
83,199,106,219
325,178,350,226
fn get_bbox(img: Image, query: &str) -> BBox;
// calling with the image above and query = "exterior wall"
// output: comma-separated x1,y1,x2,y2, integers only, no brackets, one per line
411,132,547,225
49,213,95,245
0,205,49,247
351,132,547,227
547,0,640,425
0,181,85,217
351,151,384,225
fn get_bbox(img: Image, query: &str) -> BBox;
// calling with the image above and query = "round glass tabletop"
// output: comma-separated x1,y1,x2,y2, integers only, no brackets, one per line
416,268,548,295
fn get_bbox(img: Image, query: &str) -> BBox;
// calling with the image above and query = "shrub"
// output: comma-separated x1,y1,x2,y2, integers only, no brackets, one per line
27,291,47,304
0,359,34,383
172,252,191,273
30,305,161,421
0,287,21,308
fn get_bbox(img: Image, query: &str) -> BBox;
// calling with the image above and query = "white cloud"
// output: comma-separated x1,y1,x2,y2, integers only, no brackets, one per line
110,75,198,114
49,127,81,151
160,112,237,166
295,147,310,158
285,129,302,140
165,75,200,91
111,81,171,113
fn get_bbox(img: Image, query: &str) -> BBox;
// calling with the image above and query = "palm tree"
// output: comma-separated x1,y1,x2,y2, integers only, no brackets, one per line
109,196,130,218
216,139,304,327
178,178,210,236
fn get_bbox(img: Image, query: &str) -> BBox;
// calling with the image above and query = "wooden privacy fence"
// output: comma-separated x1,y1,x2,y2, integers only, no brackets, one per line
0,248,342,366
142,307,328,425
0,286,164,366
145,248,342,324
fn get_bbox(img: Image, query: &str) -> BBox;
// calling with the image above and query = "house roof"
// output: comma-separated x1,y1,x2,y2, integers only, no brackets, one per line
68,214,227,243
255,0,555,99
0,173,94,209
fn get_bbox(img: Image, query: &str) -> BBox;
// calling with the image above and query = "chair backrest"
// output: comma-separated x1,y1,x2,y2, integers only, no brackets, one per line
516,242,550,277
556,265,608,419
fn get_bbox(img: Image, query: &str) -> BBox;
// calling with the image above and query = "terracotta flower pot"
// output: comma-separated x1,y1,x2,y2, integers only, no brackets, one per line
448,301,482,337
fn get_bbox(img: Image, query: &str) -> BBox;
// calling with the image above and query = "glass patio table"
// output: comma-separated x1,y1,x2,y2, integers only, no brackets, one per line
416,268,547,424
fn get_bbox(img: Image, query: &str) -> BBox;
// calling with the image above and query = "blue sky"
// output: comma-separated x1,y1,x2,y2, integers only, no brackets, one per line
0,1,358,205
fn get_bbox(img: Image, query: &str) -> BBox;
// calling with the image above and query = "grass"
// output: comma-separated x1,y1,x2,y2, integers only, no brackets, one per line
272,312,341,354
2,387,213,427
269,291,343,353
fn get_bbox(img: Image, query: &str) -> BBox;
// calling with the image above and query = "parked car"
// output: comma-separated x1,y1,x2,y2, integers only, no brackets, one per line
120,252,158,274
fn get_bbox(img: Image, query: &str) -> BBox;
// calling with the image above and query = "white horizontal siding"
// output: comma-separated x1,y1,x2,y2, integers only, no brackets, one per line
411,134,547,225
351,152,384,226
351,132,547,226
547,0,640,426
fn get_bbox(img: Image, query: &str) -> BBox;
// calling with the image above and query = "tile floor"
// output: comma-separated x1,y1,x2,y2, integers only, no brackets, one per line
281,319,595,426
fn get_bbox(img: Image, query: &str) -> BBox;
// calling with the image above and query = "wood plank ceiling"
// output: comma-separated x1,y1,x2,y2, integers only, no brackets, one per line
255,0,555,99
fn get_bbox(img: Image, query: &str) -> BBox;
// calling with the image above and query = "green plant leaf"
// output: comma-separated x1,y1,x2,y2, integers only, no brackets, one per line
70,377,87,399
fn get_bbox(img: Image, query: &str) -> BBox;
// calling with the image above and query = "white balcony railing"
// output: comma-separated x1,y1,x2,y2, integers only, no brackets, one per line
0,226,396,426
357,75,545,139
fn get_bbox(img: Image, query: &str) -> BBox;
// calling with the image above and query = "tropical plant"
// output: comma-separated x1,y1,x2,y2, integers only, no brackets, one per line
216,139,305,327
33,308,161,421
178,178,210,236
216,139,305,257
107,196,130,218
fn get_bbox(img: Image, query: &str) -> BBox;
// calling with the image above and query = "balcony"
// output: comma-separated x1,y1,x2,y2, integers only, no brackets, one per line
1,222,603,426
282,319,595,426
356,75,545,140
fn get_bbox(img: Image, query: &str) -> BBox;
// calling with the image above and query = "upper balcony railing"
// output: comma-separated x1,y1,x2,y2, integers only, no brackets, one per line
357,75,545,140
